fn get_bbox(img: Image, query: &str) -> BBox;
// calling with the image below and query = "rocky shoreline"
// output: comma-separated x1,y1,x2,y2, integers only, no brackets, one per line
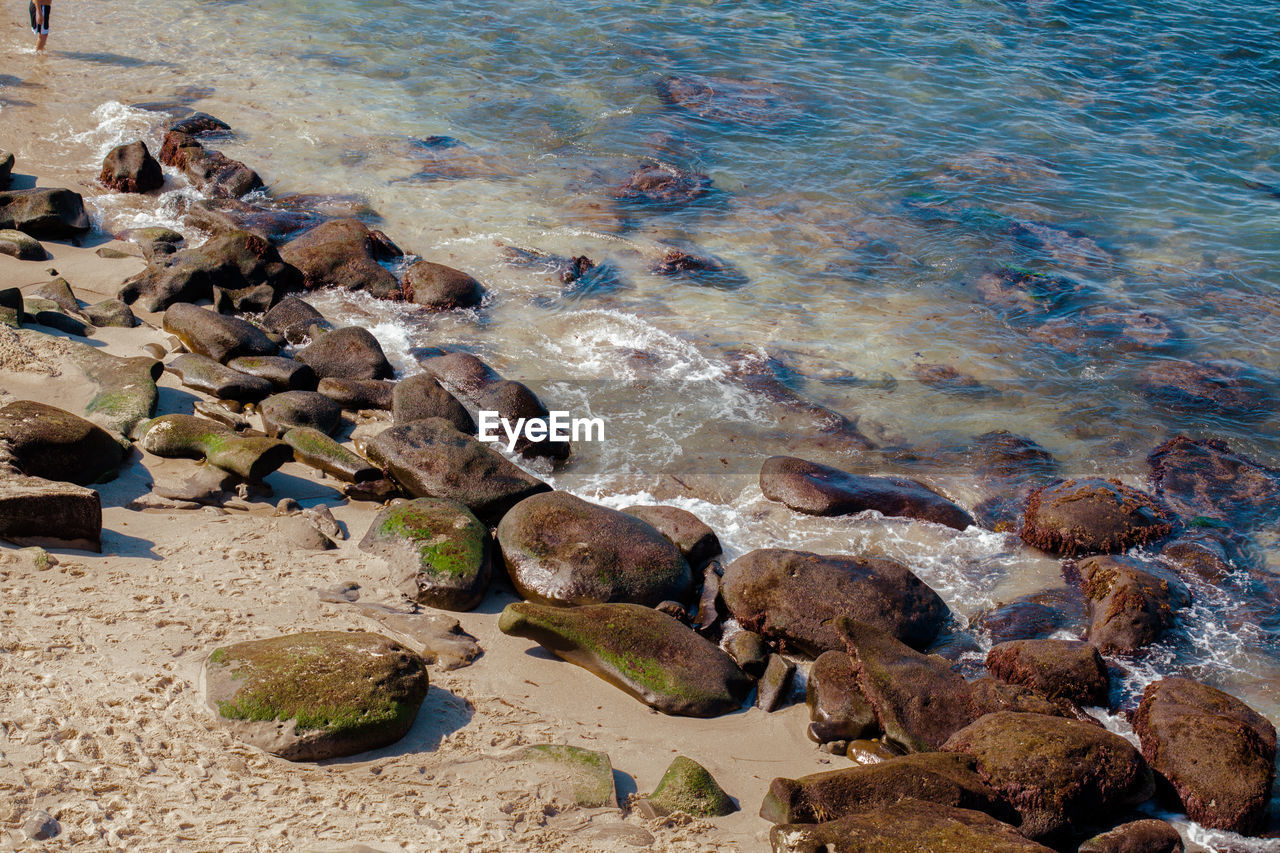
1,114,1278,853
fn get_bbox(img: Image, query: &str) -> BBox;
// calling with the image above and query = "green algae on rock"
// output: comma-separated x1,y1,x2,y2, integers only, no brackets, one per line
359,498,492,611
0,400,126,485
141,414,293,480
514,744,616,808
283,427,380,483
638,756,736,818
202,631,429,761
499,601,751,717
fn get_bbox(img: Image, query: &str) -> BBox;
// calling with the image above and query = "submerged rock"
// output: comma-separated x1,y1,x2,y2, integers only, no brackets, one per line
638,756,737,818
613,161,712,207
498,601,751,717
279,218,401,299
1078,555,1189,653
141,414,293,480
1148,435,1280,529
656,74,803,128
973,589,1085,644
985,639,1109,708
359,498,492,611
99,140,163,193
1020,478,1171,556
0,400,126,485
295,326,393,381
1136,358,1276,422
0,188,91,239
120,230,301,312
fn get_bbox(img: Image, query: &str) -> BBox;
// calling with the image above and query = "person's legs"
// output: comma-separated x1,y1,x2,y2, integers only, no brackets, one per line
30,3,49,51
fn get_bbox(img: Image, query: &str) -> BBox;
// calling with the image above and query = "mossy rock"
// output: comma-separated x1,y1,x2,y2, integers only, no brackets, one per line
806,650,877,745
499,601,751,717
1077,555,1189,653
1020,478,1171,557
1148,435,1280,530
513,744,616,808
0,400,126,485
359,498,492,611
168,353,274,401
82,298,138,329
202,631,429,761
622,504,722,567
639,756,736,818
317,377,395,411
141,414,293,480
985,639,1109,708
283,427,380,483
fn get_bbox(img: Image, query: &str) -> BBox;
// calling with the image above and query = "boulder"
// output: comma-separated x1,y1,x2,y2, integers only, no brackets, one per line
318,377,394,410
82,298,137,328
1077,819,1185,853
282,427,381,483
0,229,45,260
967,676,1095,723
403,260,484,309
167,353,274,401
637,756,736,818
119,230,302,312
1148,435,1280,529
0,400,126,485
806,650,877,745
159,130,263,198
985,639,1109,707
967,430,1061,530
163,303,278,364
1078,556,1189,653
1020,478,1171,556
392,373,474,432
0,471,102,551
258,390,342,438
621,504,721,566
760,456,973,530
496,491,692,607
757,654,796,712
1134,677,1276,835
726,630,769,677
974,589,1084,644
364,418,549,522
295,326,393,380
99,140,163,193
655,74,803,128
141,414,293,480
225,355,316,391
498,601,751,716
212,282,275,314
261,295,330,344
651,245,749,289
1158,526,1254,584
169,112,230,136
1136,359,1275,422
942,711,1154,841
0,188,91,239
0,288,20,328
359,498,492,611
201,631,428,761
279,219,401,299
721,549,948,655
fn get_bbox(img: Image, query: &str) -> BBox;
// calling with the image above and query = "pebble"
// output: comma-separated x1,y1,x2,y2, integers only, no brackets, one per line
23,809,60,840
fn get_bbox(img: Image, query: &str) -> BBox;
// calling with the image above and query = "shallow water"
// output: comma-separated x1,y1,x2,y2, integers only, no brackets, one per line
5,0,1280,845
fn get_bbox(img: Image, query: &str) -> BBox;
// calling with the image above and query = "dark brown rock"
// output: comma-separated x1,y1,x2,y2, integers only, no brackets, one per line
0,188,91,239
99,141,163,193
163,303,278,364
169,112,230,136
621,504,721,567
225,356,316,392
966,676,1096,724
168,353,274,401
295,326,393,381
317,377,394,410
403,260,484,309
0,472,102,551
613,161,712,207
985,639,1109,707
0,401,126,485
1136,359,1275,422
973,589,1085,644
726,630,769,677
159,130,262,198
1148,435,1280,529
82,298,137,329
392,373,474,432
119,230,302,312
1020,478,1171,556
258,391,342,438
359,498,492,611
756,653,795,712
261,295,330,344
279,219,401,299
806,650,877,745
1078,556,1189,653
1077,819,1185,853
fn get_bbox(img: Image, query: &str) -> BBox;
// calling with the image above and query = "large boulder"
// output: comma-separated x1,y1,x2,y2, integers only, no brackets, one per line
0,472,101,551
805,650,877,745
141,414,292,480
258,390,341,438
0,188,91,239
364,418,549,522
159,130,263,198
621,504,721,567
201,631,429,761
1148,435,1280,529
0,401,126,485
359,498,492,611
498,601,751,716
496,491,692,607
119,230,302,312
1078,556,1189,653
1134,677,1276,835
721,549,948,654
99,140,163,193
985,639,1109,707
760,456,973,530
279,219,401,299
294,326,393,380
392,373,474,432
942,711,1154,841
1020,478,1171,556
402,260,484,309
163,303,278,364
167,353,274,401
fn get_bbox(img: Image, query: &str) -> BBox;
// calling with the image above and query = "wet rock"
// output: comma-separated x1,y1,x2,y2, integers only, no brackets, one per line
365,418,549,522
973,589,1084,643
613,161,712,207
1136,359,1275,422
169,111,230,136
295,326,393,381
1077,819,1185,853
276,514,336,550
967,676,1095,723
163,302,278,364
0,228,45,260
769,798,1053,853
99,140,163,193
621,504,721,567
259,390,342,438
318,377,395,411
0,471,102,551
1148,435,1280,529
985,639,1109,707
496,491,692,607
359,498,492,611
141,414,293,480
403,260,484,309
910,363,990,396
201,631,429,761
83,298,137,328
942,711,1154,842
1158,526,1253,584
1134,677,1276,835
226,355,316,391
261,295,331,344
499,601,751,716
212,281,275,314
22,810,60,841
806,650,878,745
283,427,380,483
637,756,737,818
0,187,91,239
974,266,1091,318
392,373,474,432
119,230,302,312
1008,219,1114,270
695,560,723,636
656,74,803,128
1020,478,1171,556
279,218,401,299
168,353,274,401
725,630,770,677
0,400,126,485
159,130,262,198
1078,555,1189,653
721,549,948,655
1027,306,1179,355
651,245,749,290
760,456,973,530
756,653,796,712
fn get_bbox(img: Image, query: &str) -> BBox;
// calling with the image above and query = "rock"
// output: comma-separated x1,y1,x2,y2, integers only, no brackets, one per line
295,326,393,381
769,798,1053,853
1077,819,1185,853
226,355,316,391
1157,526,1253,584
159,130,263,198
1136,359,1275,422
1148,435,1280,529
0,471,102,551
201,631,429,761
403,260,484,309
283,427,381,483
985,639,1109,707
99,140,163,193
499,601,751,716
279,219,401,299
149,462,241,505
806,650,878,745
365,418,549,522
1028,307,1179,356
651,245,749,289
141,414,293,480
496,491,692,607
28,281,80,315
162,302,278,365
1078,555,1189,653
613,161,711,207
0,150,11,189
72,342,162,440
0,400,127,485
22,809,60,841
760,752,1010,825
169,112,230,135
725,630,770,677
0,188,91,239
168,353,274,401
838,618,975,753
695,561,723,636
1020,478,1171,556
258,390,342,438
120,230,302,312
319,377,395,410
1134,677,1276,835
347,604,482,670
507,744,616,808
621,504,721,566
756,653,795,712
213,281,276,314
25,300,93,336
910,363,990,396
966,676,1094,723
973,589,1084,643
721,549,948,655
942,711,1154,841
0,228,46,260
637,756,737,818
124,225,184,257
760,456,973,530
276,515,336,550
392,373,474,432
262,295,331,344
656,74,802,128
83,298,137,328
359,498,492,611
